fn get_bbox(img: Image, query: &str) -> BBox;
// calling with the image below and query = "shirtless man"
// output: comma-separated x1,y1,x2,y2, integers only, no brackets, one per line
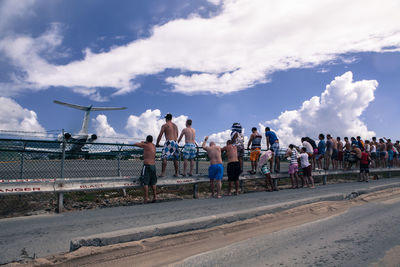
331,136,338,169
379,139,387,168
202,136,224,198
371,137,379,167
384,138,394,168
325,134,334,170
222,140,240,195
156,113,179,177
348,144,362,169
133,135,157,204
337,137,344,169
178,119,196,176
344,137,351,169
247,127,262,175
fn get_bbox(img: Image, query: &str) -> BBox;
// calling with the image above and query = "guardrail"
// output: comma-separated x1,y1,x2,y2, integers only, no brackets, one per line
1,168,399,212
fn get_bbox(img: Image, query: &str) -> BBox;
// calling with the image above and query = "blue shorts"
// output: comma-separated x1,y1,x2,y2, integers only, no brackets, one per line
183,143,197,160
316,154,324,160
271,142,279,154
388,150,394,161
208,164,224,180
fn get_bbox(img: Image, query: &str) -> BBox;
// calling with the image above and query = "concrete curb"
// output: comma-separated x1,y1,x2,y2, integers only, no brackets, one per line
70,181,400,251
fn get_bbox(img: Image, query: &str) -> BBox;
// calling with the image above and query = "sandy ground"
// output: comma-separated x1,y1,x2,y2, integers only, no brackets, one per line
9,187,400,267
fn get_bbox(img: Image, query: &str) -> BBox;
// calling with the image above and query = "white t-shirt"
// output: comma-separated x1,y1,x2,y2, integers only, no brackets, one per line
300,153,310,168
302,141,313,153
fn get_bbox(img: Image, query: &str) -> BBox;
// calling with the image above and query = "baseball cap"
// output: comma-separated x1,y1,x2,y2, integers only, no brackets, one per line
164,113,172,120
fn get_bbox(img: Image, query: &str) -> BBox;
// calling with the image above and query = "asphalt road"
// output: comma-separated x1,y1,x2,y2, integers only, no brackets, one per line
177,192,400,267
1,178,400,264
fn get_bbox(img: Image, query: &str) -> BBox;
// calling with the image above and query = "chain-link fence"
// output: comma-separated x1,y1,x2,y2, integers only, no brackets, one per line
0,138,291,180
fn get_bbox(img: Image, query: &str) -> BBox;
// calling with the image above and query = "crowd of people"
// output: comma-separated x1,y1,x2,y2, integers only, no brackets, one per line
133,113,399,202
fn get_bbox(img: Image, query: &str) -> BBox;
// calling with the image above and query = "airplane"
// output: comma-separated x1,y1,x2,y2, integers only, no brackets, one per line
54,100,127,152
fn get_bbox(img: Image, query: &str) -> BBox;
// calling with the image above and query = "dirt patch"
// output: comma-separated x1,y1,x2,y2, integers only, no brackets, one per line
12,187,400,267
370,245,400,267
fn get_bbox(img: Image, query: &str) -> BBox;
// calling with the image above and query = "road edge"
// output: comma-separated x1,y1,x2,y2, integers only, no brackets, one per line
70,181,400,251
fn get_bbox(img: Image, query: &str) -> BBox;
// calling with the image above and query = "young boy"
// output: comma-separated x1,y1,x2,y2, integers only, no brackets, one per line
258,149,277,191
202,136,224,198
300,147,315,188
222,140,241,195
247,127,262,175
133,135,157,204
286,144,300,189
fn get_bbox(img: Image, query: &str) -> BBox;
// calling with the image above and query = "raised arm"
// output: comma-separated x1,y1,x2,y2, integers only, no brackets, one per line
202,136,209,151
156,125,165,146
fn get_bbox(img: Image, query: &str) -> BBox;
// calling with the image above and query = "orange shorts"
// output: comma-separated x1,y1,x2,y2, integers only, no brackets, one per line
250,148,261,161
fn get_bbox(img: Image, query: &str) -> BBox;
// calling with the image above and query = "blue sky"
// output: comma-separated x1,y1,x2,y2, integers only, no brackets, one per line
0,0,399,145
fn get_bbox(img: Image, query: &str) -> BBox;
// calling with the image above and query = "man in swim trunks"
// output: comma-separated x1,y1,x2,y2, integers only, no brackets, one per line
178,119,197,176
222,140,241,195
379,138,387,168
316,134,326,170
331,136,338,169
384,138,394,168
325,134,334,170
231,123,245,173
156,113,179,177
265,127,280,173
202,136,224,198
247,127,262,175
337,137,344,169
133,135,157,204
344,137,351,169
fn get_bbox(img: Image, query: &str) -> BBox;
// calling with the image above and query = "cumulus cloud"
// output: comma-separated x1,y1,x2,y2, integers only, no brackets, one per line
261,72,377,146
92,114,121,143
0,97,46,134
93,109,189,144
125,109,188,144
207,128,251,147
1,0,400,98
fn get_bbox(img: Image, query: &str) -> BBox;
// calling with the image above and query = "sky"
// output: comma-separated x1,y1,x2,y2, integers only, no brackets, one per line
0,0,399,146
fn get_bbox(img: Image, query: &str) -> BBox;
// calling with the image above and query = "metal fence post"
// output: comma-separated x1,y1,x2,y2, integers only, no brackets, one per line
193,183,198,199
58,131,66,213
19,142,27,179
117,146,122,177
196,147,199,174
117,146,127,197
323,174,327,185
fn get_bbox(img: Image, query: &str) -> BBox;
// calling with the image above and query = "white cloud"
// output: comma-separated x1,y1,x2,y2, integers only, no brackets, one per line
1,0,400,98
0,97,46,134
261,72,377,146
0,0,36,33
207,128,251,147
92,114,121,142
125,109,188,144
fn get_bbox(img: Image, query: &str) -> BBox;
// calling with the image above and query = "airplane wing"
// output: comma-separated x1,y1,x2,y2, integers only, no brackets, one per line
91,107,127,111
54,100,126,111
53,100,89,111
